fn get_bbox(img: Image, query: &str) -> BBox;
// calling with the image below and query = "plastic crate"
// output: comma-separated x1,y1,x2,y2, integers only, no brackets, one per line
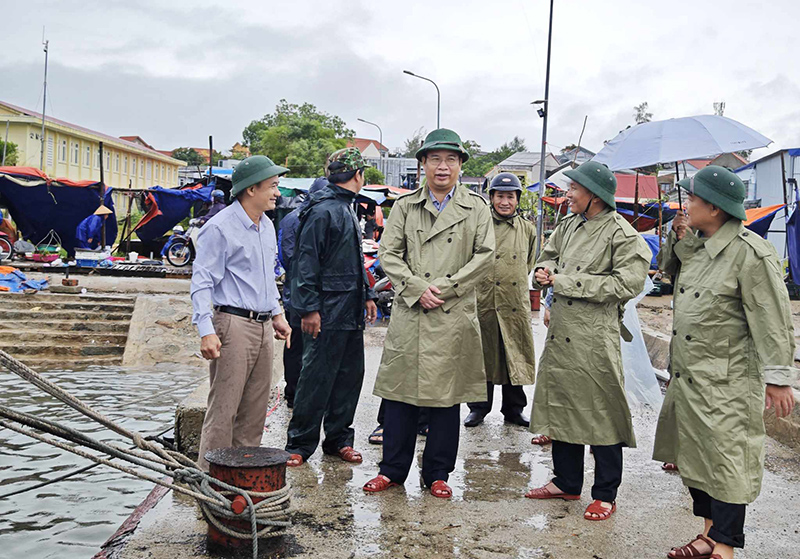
787,281,800,301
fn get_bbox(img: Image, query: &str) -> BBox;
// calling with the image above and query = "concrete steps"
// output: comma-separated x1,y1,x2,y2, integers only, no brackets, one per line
0,292,135,369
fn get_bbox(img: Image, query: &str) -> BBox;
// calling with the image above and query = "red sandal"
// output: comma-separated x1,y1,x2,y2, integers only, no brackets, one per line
662,462,679,471
584,499,616,521
668,534,715,559
524,483,580,500
363,474,398,493
336,446,363,463
286,454,304,467
430,480,452,499
531,435,552,445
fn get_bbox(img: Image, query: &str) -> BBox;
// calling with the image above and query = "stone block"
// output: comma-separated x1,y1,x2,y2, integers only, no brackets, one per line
642,327,671,371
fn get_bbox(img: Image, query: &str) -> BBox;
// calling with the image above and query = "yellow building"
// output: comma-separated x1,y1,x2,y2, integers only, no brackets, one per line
0,100,185,207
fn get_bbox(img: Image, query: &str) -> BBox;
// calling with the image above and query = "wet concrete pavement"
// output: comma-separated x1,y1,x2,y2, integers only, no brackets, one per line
119,315,800,558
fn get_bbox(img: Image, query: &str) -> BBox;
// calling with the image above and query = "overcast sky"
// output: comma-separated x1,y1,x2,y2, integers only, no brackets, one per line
2,0,798,162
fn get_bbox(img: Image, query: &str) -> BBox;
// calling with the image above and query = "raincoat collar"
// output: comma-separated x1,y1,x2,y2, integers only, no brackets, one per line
703,218,743,259
491,208,518,225
579,207,614,234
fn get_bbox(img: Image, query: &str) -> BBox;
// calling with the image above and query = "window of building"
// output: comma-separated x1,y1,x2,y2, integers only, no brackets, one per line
140,159,145,178
114,153,120,172
105,151,111,172
46,137,54,167
72,142,79,164
124,155,128,174
96,148,101,168
146,161,152,181
84,146,91,167
161,164,165,181
59,139,67,162
132,157,137,177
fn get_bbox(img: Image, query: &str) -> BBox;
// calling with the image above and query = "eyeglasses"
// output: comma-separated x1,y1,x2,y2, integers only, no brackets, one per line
427,155,461,167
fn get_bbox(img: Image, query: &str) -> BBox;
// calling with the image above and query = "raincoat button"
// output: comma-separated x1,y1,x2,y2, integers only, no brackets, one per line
675,372,681,378
688,378,693,384
554,269,559,274
565,337,571,343
694,292,699,298
576,266,581,271
576,282,582,287
512,308,517,312
568,300,573,306
496,255,501,259
423,309,428,314
495,281,500,286
685,335,692,341
447,238,453,243
446,274,451,278
742,232,749,236
680,288,685,293
672,329,677,335
401,281,405,286
512,281,517,286
425,272,430,277
553,298,557,303
550,335,555,340
453,283,459,288
445,310,450,314
513,255,517,259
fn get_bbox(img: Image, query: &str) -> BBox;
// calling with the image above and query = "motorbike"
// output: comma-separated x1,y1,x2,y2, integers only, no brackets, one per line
363,240,394,318
162,219,200,267
0,232,13,261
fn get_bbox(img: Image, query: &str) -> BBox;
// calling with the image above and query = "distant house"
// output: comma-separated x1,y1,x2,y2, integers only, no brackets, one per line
230,142,251,159
734,148,800,258
485,151,562,187
347,138,389,159
659,152,750,200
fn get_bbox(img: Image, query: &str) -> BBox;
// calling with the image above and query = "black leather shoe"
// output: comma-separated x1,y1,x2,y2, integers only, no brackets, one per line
464,411,486,427
504,413,530,427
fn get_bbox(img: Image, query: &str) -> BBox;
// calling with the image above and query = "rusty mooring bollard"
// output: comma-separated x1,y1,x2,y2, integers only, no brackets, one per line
205,446,291,551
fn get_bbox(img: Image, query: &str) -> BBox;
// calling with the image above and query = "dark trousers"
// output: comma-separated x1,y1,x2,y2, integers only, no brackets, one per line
379,399,459,487
688,487,746,548
377,399,429,431
285,330,364,459
282,308,304,406
467,381,527,417
551,440,623,502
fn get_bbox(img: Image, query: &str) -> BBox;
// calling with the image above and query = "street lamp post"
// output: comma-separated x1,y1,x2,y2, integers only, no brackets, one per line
357,118,384,180
403,70,440,129
534,0,554,259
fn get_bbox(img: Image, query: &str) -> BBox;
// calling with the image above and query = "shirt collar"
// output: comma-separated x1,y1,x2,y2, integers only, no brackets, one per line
232,199,266,231
703,219,743,259
429,185,456,207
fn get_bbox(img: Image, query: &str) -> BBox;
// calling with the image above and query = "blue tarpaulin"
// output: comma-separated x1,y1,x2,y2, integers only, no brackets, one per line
788,204,800,286
641,234,660,270
0,167,113,256
133,182,213,242
0,268,49,292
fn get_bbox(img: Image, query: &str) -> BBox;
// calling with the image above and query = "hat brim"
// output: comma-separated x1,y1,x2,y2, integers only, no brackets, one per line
94,205,113,216
231,164,290,197
416,142,470,163
563,169,616,209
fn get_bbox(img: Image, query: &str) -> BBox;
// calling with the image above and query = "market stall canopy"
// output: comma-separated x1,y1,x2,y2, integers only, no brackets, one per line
133,181,213,242
0,166,116,255
743,203,785,238
592,115,772,171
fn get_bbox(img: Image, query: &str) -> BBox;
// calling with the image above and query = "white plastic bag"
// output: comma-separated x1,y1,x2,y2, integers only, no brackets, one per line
620,277,663,408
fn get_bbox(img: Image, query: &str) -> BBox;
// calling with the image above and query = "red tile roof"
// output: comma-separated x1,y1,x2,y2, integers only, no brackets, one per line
347,138,389,153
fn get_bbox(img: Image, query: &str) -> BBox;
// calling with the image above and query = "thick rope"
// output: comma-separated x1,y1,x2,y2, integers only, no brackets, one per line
0,350,292,559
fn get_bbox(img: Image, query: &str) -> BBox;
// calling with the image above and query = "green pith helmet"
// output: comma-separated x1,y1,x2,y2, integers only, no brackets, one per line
231,155,289,197
415,128,470,162
677,165,747,220
564,161,617,209
326,147,367,177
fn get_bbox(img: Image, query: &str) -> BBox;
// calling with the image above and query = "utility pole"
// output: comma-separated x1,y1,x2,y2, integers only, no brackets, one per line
534,0,554,258
358,118,383,179
99,141,106,249
40,32,49,171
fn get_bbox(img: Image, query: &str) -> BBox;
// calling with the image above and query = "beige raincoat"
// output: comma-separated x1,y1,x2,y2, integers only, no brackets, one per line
373,184,495,407
653,221,798,504
478,210,538,385
531,209,651,447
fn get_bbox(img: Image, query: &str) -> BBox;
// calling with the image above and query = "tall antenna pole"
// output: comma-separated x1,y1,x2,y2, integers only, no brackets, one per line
534,0,554,258
40,31,49,171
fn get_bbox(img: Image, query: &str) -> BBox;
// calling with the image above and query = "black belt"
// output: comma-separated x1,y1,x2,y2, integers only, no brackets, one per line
214,305,272,322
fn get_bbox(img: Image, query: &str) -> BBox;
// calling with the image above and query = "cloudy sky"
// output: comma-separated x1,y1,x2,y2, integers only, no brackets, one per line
2,0,798,161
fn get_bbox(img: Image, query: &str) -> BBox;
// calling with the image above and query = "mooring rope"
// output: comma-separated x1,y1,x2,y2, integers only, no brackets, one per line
0,349,292,559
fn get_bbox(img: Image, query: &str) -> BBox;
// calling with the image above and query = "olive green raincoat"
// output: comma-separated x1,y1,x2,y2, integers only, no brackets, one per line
373,184,495,407
653,221,798,504
478,210,538,385
531,209,651,447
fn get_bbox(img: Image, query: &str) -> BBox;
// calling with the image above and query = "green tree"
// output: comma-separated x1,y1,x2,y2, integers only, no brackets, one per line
713,101,726,116
363,166,385,185
0,140,19,165
561,143,578,153
398,127,426,157
210,150,225,166
171,147,205,166
461,136,527,177
242,99,354,177
634,102,653,124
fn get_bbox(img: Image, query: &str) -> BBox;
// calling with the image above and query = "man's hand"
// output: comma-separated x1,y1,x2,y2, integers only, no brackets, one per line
301,311,322,339
272,314,292,349
419,285,445,309
365,300,378,323
673,210,688,241
543,307,551,327
534,267,554,287
766,384,796,418
200,334,221,360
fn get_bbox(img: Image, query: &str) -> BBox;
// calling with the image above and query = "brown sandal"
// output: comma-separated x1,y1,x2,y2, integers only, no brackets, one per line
584,499,616,521
286,453,304,467
363,474,398,493
662,462,679,471
430,480,452,499
668,534,715,559
531,435,552,445
524,483,580,500
336,446,362,463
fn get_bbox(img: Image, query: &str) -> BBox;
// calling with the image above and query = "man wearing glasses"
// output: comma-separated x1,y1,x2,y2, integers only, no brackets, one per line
363,129,494,499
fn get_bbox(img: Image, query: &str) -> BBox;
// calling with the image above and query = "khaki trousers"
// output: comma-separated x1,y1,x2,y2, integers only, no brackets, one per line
197,311,274,470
